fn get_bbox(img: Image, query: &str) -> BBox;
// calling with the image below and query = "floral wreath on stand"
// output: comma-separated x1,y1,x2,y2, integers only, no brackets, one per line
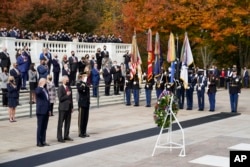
154,89,179,128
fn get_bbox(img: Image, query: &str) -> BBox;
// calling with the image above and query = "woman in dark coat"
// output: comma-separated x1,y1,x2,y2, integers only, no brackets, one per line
7,76,19,122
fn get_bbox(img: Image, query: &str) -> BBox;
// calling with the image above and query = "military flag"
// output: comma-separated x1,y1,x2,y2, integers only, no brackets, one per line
147,29,154,80
180,32,194,89
130,32,142,83
154,32,161,75
167,32,176,83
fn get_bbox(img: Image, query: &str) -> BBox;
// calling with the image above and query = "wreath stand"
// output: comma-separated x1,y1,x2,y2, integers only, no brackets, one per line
152,94,186,157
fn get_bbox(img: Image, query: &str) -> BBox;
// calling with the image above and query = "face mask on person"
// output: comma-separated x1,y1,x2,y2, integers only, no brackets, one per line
66,81,70,86
83,76,88,83
72,54,75,56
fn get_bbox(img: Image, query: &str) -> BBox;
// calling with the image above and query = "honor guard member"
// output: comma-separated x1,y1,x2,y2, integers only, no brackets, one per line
195,69,207,111
186,69,196,110
125,70,133,106
76,72,90,138
207,73,217,112
175,79,185,109
155,68,166,99
228,69,241,113
144,74,155,107
132,73,140,106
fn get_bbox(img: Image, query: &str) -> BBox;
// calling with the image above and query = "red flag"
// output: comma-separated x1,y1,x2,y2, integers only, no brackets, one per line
147,29,153,80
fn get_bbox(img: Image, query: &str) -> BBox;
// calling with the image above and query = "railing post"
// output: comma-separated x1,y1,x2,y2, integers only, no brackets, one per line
97,85,99,108
29,90,32,118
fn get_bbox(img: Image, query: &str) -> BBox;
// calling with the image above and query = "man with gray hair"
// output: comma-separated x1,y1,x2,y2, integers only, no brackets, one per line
0,46,11,72
57,75,74,143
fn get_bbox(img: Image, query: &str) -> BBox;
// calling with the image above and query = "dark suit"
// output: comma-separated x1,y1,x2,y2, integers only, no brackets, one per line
111,65,122,95
37,64,49,79
35,87,50,145
68,56,78,86
103,67,112,95
96,52,103,70
0,51,11,71
57,84,73,141
52,58,61,87
77,80,90,136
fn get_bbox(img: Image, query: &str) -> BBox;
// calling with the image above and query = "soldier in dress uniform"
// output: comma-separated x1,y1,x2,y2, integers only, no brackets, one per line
154,68,166,99
76,72,90,138
207,73,217,112
125,70,133,106
144,74,155,107
132,73,140,106
195,69,207,111
228,69,241,113
175,79,185,109
186,69,196,110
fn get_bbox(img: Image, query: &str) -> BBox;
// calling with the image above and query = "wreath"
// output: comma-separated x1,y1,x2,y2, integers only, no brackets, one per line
153,90,179,128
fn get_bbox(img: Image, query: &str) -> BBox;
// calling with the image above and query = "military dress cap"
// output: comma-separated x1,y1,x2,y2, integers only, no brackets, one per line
198,69,204,72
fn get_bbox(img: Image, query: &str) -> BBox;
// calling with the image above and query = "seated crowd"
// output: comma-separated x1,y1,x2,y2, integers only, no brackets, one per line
0,27,123,43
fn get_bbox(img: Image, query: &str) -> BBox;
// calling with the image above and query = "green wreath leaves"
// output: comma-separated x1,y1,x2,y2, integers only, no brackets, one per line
154,91,179,128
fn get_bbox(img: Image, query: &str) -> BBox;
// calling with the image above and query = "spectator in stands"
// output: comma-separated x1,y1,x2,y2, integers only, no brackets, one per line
28,63,38,104
0,67,9,107
0,46,11,72
95,48,103,70
111,61,122,95
120,63,126,92
90,55,95,70
7,76,19,122
68,50,78,86
17,48,30,90
39,48,52,74
62,63,70,78
78,56,86,74
61,54,68,72
91,63,100,97
15,49,22,59
37,59,49,79
51,54,61,87
46,75,56,116
9,63,22,105
102,63,112,96
123,50,131,71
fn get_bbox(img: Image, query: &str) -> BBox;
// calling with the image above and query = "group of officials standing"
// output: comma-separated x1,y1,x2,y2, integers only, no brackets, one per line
36,74,90,147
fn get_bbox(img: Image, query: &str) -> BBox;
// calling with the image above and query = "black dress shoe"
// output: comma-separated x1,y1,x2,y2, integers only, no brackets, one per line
58,139,65,143
83,134,90,137
134,104,139,106
37,143,44,147
64,137,73,141
186,108,192,110
126,104,131,106
43,143,50,146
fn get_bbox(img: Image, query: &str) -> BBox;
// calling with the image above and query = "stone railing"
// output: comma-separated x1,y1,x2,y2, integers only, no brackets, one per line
0,37,131,68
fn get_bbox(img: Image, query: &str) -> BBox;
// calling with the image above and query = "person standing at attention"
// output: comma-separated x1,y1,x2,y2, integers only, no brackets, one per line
47,75,56,116
51,54,61,87
57,75,74,143
0,67,9,107
35,78,50,147
7,76,19,122
228,69,241,113
77,73,90,138
242,67,249,88
28,63,38,104
68,51,78,86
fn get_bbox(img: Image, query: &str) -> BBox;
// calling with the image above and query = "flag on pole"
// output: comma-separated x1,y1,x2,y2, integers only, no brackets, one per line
180,32,194,89
130,32,142,83
167,32,176,83
154,32,161,75
147,29,153,80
